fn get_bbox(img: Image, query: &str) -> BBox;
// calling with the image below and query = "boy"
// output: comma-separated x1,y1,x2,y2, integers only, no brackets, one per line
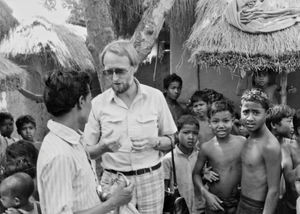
266,104,295,213
163,73,185,123
238,88,281,214
282,109,300,214
0,112,16,144
193,99,246,214
163,114,205,214
0,172,41,214
16,115,41,150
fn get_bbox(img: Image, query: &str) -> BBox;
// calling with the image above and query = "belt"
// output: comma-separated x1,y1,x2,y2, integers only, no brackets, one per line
105,162,161,176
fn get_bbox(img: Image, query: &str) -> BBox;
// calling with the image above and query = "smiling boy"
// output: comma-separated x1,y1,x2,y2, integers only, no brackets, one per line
238,88,281,214
193,99,246,214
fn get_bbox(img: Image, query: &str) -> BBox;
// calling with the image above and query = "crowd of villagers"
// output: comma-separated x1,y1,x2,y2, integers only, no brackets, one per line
0,65,300,214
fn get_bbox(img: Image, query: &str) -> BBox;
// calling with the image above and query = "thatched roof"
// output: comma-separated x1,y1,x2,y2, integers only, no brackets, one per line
186,0,300,73
109,0,196,39
0,0,18,41
0,17,95,72
0,56,26,91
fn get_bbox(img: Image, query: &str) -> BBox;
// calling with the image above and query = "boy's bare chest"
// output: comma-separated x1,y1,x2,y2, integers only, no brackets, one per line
290,147,300,166
208,144,242,166
242,142,263,168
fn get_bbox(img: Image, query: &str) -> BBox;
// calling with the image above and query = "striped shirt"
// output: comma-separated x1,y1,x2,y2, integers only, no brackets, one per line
37,120,100,214
83,79,177,171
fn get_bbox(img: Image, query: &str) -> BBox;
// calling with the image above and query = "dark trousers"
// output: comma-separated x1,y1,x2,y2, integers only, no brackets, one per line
236,194,264,214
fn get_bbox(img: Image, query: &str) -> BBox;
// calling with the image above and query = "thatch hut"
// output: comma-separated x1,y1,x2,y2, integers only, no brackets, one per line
0,0,18,41
0,17,98,140
186,0,300,104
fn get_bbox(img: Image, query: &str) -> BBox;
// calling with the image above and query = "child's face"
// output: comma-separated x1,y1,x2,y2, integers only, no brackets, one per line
0,187,16,208
165,81,181,101
210,111,234,138
192,100,208,118
254,73,269,87
238,122,249,137
241,101,267,132
20,123,36,142
178,124,199,149
274,117,294,139
0,119,14,138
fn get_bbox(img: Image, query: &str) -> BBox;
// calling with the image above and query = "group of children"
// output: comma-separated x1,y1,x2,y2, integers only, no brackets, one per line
162,73,300,214
0,112,41,214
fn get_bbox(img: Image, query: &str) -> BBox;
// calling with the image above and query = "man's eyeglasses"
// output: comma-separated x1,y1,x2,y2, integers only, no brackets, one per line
102,68,129,76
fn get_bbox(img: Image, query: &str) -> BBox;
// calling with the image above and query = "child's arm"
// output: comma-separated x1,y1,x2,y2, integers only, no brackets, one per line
282,144,297,184
193,147,224,211
162,154,172,191
295,165,300,214
262,142,281,214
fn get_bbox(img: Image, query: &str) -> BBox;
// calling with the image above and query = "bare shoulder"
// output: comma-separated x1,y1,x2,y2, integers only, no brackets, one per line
263,134,281,157
201,137,217,154
230,135,247,145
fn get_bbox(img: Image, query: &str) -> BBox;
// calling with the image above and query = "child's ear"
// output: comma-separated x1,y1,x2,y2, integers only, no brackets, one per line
270,122,277,130
14,197,20,206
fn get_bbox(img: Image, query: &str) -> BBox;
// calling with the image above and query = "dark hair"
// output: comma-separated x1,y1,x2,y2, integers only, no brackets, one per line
293,109,300,136
43,70,91,117
15,115,36,135
190,89,224,106
4,140,39,178
1,172,34,200
177,114,199,132
252,67,276,87
208,99,235,118
0,112,13,124
163,73,182,90
266,104,295,130
241,88,271,111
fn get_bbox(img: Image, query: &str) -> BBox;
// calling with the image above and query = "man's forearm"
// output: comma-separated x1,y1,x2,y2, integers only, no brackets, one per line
87,144,106,160
263,189,279,214
156,135,174,152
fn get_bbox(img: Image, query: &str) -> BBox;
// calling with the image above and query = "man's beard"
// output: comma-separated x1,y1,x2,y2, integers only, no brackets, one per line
112,82,130,94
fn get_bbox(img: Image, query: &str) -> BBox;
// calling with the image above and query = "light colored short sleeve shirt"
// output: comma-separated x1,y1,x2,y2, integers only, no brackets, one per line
163,146,205,214
83,80,177,171
37,120,100,214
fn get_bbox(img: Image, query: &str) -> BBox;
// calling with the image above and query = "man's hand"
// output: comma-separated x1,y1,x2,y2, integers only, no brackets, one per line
205,192,224,211
203,166,219,183
131,137,158,151
99,130,122,153
109,182,134,207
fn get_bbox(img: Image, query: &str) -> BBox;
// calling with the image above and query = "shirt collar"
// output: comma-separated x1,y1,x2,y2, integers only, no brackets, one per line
47,120,81,145
107,78,147,102
175,145,198,157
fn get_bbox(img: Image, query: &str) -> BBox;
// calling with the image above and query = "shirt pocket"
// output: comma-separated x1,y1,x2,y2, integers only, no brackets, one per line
131,115,158,138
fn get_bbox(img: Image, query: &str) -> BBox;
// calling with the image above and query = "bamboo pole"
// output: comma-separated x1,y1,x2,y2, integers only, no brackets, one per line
280,71,288,104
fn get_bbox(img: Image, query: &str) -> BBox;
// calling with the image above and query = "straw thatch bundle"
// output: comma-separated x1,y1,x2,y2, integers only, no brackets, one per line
0,56,25,91
186,0,300,73
0,17,94,72
109,0,196,39
166,0,197,39
0,0,18,41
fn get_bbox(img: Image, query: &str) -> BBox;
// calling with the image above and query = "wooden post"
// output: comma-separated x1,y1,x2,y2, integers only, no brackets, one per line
280,71,288,104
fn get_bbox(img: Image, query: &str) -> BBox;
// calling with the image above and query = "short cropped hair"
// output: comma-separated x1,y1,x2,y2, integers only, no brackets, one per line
100,39,139,67
293,109,300,136
0,172,34,201
16,115,36,134
177,114,199,132
163,74,182,90
190,89,224,107
241,88,271,111
208,99,235,118
266,104,295,130
43,70,91,117
5,140,39,178
0,112,13,124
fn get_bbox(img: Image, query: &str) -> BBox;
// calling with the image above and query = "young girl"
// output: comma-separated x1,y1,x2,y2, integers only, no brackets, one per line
236,68,296,104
